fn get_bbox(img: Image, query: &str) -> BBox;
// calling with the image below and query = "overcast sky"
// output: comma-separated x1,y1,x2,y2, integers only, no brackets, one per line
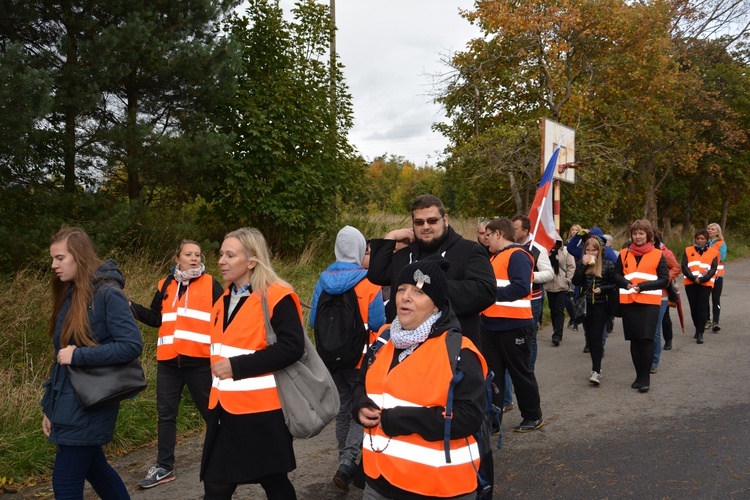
277,0,481,167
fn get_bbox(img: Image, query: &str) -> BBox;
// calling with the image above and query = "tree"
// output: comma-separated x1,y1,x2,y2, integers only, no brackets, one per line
204,0,362,253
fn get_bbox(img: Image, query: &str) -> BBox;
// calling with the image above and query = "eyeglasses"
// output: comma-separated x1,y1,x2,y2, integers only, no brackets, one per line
413,216,443,226
486,231,498,238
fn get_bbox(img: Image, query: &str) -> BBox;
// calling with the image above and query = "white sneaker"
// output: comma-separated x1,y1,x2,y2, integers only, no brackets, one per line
589,371,602,385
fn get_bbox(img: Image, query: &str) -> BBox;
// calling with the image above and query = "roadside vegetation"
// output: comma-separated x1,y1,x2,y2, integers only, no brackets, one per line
1,216,747,489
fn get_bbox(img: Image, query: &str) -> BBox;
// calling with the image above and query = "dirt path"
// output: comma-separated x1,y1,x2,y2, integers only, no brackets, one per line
21,257,750,499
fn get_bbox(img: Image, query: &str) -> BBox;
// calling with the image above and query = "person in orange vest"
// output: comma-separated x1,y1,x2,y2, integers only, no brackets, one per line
309,226,385,492
354,257,488,499
130,240,224,488
614,219,670,393
706,223,727,332
681,229,719,345
201,228,305,499
481,217,545,433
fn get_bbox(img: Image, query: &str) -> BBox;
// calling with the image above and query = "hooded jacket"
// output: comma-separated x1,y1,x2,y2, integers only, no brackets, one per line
41,259,144,446
567,227,618,264
367,226,496,345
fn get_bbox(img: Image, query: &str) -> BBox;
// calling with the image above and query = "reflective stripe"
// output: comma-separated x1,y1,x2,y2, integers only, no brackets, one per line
162,312,177,322
158,335,174,345
363,434,480,467
718,265,725,270
495,299,532,309
178,307,212,322
211,343,254,358
212,373,277,392
619,289,662,297
174,330,211,345
623,272,657,281
496,278,534,292
362,345,369,355
688,260,713,271
367,392,422,409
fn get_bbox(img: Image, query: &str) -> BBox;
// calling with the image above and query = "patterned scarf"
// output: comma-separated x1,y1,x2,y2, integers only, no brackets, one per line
173,263,206,284
390,311,442,363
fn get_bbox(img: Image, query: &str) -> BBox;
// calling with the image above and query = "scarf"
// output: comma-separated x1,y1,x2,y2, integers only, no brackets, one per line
389,311,442,363
173,263,206,284
549,248,560,274
694,243,709,255
628,242,654,257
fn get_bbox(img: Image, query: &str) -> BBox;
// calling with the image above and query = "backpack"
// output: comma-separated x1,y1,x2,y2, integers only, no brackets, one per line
314,287,368,370
444,329,499,500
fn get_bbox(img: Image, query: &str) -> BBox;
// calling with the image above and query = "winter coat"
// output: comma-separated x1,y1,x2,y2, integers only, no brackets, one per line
41,260,144,446
367,226,496,345
567,227,618,264
572,259,617,306
544,246,576,293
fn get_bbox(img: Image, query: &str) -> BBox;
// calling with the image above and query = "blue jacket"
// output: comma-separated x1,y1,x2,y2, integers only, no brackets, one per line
41,260,143,446
567,227,618,264
309,262,385,332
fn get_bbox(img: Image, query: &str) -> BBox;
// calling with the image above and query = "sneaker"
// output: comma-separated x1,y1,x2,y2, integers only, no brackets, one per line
650,366,658,374
503,403,514,413
333,469,351,492
705,320,712,330
583,345,590,353
138,466,175,489
552,337,560,346
589,371,601,385
712,322,721,332
514,418,545,433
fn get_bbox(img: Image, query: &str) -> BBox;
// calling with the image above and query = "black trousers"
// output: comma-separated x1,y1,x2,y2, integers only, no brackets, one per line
157,358,212,470
662,307,673,342
480,325,542,422
546,291,567,341
685,284,712,334
708,277,723,324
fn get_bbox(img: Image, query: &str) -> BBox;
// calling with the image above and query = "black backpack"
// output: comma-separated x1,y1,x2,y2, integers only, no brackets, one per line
314,288,368,370
444,329,499,500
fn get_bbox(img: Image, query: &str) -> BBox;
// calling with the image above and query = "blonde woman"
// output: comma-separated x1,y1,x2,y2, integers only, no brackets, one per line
706,223,727,331
571,236,616,385
201,228,304,499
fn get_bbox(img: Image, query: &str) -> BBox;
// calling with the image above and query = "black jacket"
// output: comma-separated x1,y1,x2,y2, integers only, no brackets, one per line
351,304,486,499
572,259,617,305
367,226,496,345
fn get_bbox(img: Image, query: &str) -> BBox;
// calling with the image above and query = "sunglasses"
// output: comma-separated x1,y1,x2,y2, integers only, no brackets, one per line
413,216,443,226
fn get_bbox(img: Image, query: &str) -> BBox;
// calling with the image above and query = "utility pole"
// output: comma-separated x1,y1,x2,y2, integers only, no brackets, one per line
329,0,336,107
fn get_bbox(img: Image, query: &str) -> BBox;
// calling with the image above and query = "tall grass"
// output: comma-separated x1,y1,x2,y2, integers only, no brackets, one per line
2,217,746,485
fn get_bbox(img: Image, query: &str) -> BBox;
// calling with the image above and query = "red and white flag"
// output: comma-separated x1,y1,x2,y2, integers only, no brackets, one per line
528,148,561,252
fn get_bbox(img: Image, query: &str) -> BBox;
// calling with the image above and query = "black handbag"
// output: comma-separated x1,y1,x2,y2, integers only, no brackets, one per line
573,294,587,322
67,358,147,411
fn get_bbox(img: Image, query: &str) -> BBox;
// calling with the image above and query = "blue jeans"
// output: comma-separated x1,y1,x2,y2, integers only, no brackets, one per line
653,298,668,369
53,444,129,499
529,297,543,371
503,370,513,407
332,368,363,473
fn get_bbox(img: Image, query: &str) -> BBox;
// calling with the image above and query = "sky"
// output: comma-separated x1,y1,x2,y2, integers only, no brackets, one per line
277,0,482,167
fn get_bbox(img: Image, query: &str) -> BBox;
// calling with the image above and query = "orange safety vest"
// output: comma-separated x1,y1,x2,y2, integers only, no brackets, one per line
710,239,725,278
355,278,382,369
362,332,487,497
482,246,533,320
619,249,664,305
208,282,303,415
683,246,719,288
157,275,215,360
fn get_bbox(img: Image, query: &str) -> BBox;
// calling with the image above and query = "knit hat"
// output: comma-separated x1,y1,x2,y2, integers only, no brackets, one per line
334,226,366,265
397,257,450,309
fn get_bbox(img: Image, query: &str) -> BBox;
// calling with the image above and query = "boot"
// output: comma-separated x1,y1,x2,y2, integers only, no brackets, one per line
696,332,704,344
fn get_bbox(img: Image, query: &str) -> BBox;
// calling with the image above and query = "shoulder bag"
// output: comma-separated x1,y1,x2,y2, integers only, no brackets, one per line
262,295,340,439
67,358,147,412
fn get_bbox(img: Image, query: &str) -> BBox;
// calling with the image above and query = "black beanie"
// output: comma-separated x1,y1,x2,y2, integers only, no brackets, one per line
397,257,450,309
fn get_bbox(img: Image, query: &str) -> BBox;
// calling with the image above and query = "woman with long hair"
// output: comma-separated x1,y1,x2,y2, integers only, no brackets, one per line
201,228,305,499
130,240,224,489
706,223,727,332
42,227,143,499
614,220,669,393
572,236,616,385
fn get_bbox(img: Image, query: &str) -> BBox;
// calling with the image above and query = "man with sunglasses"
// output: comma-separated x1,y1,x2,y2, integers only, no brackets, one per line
367,194,496,346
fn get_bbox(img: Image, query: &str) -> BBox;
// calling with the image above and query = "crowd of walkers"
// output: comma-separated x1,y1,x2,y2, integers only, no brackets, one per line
39,196,728,499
